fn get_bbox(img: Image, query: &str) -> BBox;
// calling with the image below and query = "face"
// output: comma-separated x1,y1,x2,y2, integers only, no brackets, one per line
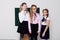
32,6,37,13
43,10,48,16
22,4,27,11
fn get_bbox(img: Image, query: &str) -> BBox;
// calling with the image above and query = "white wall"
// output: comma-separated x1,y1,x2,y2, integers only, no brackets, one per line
0,0,60,40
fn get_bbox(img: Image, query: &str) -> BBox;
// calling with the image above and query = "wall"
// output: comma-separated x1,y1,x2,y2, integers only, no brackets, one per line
0,0,60,40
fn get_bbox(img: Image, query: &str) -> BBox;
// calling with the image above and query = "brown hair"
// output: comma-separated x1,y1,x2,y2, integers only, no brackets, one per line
42,8,49,17
42,9,49,22
30,5,37,22
19,2,27,12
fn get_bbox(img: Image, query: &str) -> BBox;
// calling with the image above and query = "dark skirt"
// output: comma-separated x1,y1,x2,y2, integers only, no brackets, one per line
30,23,38,37
17,21,29,34
40,25,50,39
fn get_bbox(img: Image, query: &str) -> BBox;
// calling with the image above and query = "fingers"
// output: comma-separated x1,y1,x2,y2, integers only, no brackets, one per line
42,33,45,37
29,31,32,34
37,31,40,34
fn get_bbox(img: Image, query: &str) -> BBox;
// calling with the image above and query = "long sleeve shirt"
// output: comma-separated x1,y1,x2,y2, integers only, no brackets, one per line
19,11,29,23
28,13,41,33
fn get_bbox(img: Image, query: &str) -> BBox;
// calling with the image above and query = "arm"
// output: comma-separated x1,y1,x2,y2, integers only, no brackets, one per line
37,14,41,33
38,21,41,33
43,20,50,34
19,12,24,23
28,17,31,34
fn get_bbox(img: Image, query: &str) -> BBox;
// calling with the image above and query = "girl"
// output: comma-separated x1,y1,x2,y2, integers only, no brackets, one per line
28,5,41,40
40,9,50,40
17,2,29,40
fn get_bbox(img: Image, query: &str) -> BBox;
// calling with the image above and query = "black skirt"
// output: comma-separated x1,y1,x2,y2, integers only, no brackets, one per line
40,25,50,39
30,23,38,37
17,21,29,34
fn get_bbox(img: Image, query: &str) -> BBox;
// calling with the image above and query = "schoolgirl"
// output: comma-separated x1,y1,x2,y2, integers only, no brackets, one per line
40,9,50,40
28,5,41,40
17,2,29,40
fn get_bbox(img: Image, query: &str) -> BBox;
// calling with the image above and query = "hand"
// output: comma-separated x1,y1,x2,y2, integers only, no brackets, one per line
29,31,32,34
42,32,45,37
37,31,40,35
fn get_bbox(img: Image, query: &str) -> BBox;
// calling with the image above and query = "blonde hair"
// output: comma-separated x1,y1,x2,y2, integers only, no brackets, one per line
30,5,37,22
19,2,28,12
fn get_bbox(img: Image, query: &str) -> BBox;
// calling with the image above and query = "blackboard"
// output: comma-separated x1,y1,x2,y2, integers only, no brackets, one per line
15,8,40,26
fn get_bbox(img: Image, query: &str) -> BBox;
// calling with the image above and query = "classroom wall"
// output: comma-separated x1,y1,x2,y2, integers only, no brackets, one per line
0,0,60,40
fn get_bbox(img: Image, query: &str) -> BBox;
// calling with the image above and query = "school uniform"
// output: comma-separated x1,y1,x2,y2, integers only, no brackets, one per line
40,16,50,39
17,11,29,34
28,13,41,40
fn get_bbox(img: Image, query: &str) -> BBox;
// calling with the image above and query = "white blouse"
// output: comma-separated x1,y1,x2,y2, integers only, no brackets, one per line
19,11,29,23
42,16,50,25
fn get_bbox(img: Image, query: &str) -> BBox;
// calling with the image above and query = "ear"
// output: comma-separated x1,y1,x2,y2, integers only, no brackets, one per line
21,6,23,8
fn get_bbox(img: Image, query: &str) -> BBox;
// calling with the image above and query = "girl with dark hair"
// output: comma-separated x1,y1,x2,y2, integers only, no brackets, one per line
40,9,50,40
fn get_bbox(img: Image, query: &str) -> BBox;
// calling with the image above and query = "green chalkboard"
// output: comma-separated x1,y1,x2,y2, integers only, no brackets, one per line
15,8,40,26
